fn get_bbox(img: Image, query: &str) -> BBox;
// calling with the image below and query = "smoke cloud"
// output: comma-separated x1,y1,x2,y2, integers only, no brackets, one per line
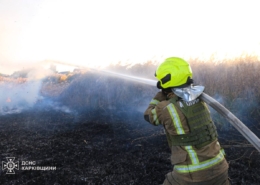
0,67,58,115
1,63,258,132
0,66,152,126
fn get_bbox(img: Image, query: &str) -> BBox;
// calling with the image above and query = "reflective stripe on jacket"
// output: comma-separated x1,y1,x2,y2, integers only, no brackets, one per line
144,93,229,182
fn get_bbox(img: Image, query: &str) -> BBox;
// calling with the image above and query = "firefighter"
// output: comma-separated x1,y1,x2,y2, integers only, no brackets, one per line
144,57,230,185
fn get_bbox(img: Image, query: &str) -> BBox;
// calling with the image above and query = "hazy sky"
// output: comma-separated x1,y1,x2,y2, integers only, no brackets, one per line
1,0,260,73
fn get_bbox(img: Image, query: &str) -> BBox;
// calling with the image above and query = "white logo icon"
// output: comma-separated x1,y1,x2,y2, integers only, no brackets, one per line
2,157,19,174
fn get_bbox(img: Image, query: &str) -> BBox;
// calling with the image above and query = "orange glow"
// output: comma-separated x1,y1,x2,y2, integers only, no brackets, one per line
6,98,11,103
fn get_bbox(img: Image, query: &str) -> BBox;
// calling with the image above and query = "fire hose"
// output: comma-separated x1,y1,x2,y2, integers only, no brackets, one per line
200,93,260,152
97,70,260,152
49,61,260,152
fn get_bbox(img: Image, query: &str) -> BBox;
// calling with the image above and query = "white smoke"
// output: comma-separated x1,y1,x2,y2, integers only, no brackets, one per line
0,67,53,115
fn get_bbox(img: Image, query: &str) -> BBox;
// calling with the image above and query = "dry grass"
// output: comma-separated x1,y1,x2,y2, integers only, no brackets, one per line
109,55,260,101
189,55,260,101
1,55,259,130
108,55,260,130
0,76,27,84
186,55,260,130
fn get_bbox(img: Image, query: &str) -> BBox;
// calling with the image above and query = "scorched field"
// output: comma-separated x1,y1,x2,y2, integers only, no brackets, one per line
1,58,260,185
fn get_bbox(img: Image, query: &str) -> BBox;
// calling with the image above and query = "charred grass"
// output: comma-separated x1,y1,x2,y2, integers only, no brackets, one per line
0,109,171,185
1,56,260,184
0,109,260,185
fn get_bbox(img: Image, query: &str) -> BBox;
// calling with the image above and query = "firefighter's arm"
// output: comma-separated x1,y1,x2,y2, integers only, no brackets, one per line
144,91,166,125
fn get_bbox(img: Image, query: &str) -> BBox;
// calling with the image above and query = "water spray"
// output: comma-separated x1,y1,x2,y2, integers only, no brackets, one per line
50,61,260,152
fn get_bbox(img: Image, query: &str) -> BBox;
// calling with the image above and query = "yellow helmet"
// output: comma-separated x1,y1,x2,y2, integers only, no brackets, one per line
155,57,193,89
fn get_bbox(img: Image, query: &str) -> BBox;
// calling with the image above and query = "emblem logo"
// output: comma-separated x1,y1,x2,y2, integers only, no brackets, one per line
2,157,19,174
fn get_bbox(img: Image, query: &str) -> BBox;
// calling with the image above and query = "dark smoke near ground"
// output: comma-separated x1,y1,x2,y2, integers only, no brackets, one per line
0,65,260,185
58,72,156,117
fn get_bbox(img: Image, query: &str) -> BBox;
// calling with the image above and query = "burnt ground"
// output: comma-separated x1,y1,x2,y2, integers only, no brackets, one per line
0,108,260,185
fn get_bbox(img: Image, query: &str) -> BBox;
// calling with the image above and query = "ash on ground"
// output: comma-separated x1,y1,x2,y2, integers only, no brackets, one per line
0,72,260,185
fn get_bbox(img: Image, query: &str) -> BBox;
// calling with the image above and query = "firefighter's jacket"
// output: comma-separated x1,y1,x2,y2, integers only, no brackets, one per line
144,92,229,182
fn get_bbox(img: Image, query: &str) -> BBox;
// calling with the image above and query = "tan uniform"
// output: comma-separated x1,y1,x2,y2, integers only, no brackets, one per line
144,92,229,184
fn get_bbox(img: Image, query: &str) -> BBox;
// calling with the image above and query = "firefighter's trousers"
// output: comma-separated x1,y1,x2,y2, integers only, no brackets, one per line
163,170,230,185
